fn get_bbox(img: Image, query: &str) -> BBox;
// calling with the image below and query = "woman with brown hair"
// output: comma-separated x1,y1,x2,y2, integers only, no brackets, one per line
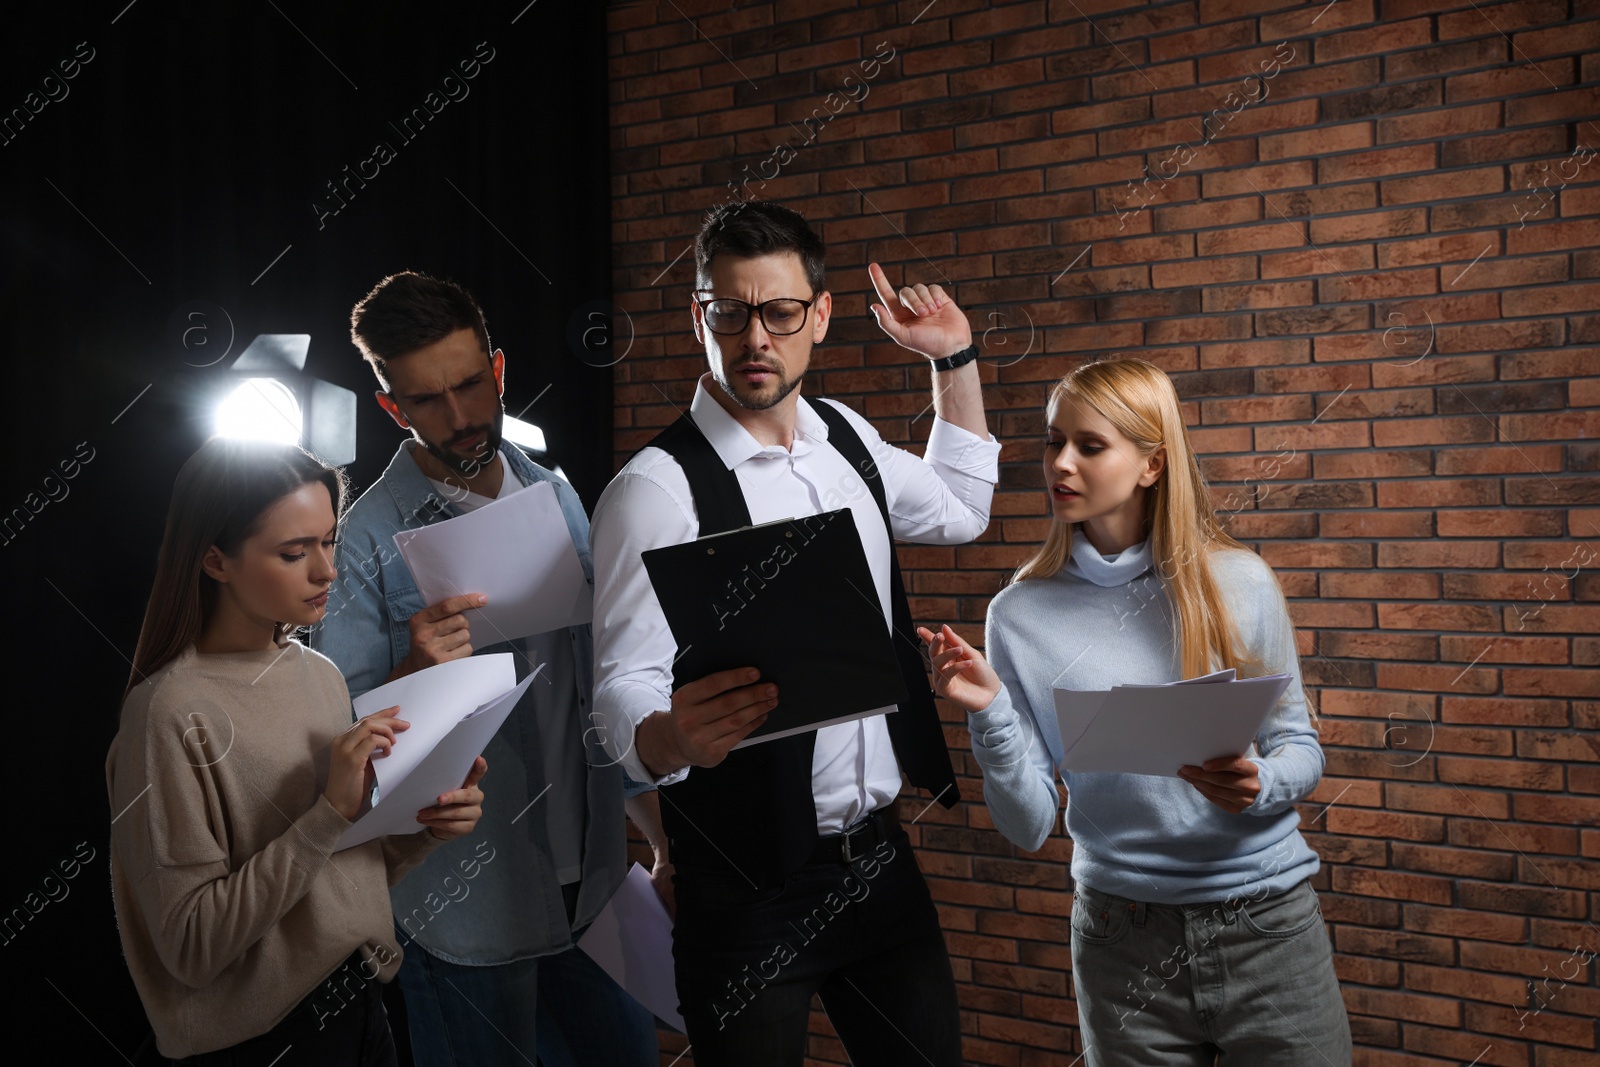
107,437,486,1065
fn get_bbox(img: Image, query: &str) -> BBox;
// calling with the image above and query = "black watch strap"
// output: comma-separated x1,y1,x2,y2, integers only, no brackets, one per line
929,342,980,373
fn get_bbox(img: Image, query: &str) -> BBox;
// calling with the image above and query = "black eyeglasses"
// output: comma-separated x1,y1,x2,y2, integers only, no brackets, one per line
693,292,816,336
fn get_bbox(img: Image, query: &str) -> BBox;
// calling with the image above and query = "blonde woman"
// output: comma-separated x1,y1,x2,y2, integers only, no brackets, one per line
108,438,486,1065
920,359,1350,1066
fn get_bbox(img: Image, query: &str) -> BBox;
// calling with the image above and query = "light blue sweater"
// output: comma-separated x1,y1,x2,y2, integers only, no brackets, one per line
968,531,1323,905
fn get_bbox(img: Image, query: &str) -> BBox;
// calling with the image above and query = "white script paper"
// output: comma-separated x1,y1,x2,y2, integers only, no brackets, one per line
577,863,685,1032
1053,670,1291,777
337,654,535,850
393,480,593,644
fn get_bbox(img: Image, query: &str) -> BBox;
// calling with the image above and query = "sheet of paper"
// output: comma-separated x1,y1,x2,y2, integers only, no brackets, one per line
733,704,896,749
337,668,536,850
1117,667,1237,687
1056,674,1292,778
392,480,593,645
353,655,518,796
1051,687,1110,760
577,863,685,1032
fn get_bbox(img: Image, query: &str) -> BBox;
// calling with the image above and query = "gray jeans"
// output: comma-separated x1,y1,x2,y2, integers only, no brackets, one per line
1070,879,1352,1067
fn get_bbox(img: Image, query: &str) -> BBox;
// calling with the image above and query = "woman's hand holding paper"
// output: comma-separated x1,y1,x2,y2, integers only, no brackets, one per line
326,704,409,821
418,755,488,840
1177,756,1261,813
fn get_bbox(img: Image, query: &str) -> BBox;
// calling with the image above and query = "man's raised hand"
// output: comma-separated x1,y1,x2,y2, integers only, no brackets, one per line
867,261,973,362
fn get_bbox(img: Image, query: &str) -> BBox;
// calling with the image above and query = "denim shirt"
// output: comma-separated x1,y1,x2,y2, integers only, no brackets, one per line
309,439,631,964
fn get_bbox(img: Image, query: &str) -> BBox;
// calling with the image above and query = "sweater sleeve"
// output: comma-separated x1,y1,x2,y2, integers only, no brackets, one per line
117,700,352,989
965,607,1063,852
381,830,444,886
1238,558,1325,817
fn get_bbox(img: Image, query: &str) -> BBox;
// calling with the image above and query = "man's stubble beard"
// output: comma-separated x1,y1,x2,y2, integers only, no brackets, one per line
713,355,807,413
419,407,505,478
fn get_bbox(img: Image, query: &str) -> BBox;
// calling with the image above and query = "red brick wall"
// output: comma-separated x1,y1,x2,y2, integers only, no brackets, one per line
605,1,1600,1063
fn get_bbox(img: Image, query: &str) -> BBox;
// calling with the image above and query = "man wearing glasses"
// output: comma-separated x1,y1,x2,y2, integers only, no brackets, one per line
589,201,999,1066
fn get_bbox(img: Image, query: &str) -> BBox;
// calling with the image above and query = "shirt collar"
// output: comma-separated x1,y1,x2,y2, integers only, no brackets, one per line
688,372,829,470
380,438,544,524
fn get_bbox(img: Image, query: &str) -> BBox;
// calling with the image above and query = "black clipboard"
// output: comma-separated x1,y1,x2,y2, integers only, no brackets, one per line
641,508,909,747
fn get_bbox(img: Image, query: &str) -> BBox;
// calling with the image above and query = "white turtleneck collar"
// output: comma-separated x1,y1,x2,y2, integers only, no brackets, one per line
1064,526,1154,587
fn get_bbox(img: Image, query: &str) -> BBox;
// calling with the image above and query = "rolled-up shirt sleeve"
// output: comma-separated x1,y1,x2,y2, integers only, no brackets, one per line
589,462,695,789
821,400,1001,544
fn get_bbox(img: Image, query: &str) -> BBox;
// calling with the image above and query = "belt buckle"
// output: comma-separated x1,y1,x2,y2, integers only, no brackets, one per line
839,816,872,864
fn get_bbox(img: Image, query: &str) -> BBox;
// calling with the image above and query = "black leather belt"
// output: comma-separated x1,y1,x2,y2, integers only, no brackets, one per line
808,804,900,865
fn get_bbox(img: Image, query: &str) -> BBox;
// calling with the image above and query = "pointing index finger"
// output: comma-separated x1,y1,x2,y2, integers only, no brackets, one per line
867,262,899,313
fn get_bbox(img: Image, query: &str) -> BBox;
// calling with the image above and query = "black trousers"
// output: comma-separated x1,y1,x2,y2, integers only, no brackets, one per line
171,953,398,1067
671,825,963,1067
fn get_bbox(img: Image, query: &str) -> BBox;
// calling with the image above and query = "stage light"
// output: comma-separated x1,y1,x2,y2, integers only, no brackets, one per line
211,334,357,465
501,414,568,483
215,378,302,444
502,414,547,454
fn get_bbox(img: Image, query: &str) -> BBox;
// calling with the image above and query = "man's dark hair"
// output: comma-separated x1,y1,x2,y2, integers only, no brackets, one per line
350,272,492,388
694,201,826,295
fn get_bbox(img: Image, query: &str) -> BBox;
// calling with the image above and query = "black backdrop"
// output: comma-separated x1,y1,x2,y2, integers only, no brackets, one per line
0,2,613,1058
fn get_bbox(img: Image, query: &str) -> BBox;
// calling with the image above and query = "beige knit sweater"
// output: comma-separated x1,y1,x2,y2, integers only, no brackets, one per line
107,638,440,1058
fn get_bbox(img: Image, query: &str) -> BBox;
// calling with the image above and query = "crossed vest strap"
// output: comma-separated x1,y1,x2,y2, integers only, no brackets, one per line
640,401,959,888
806,400,960,804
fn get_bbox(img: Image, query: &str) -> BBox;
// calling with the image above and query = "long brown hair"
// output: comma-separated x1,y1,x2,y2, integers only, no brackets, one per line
124,437,347,701
1013,358,1270,679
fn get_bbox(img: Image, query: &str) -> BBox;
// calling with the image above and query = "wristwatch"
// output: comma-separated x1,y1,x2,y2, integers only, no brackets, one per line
929,342,980,373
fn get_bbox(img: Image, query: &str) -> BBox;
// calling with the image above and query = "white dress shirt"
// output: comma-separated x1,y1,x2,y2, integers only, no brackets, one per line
589,374,1001,834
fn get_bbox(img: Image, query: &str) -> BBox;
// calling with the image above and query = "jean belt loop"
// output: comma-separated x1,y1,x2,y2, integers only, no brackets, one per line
1132,899,1147,928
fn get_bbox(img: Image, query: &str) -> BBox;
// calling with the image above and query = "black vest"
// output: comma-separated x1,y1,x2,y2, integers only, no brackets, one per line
644,401,960,888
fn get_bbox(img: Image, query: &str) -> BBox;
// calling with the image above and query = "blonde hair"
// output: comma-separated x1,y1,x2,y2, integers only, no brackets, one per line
1013,358,1266,679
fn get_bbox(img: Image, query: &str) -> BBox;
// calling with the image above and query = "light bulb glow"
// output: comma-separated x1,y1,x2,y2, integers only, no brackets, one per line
215,378,303,444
